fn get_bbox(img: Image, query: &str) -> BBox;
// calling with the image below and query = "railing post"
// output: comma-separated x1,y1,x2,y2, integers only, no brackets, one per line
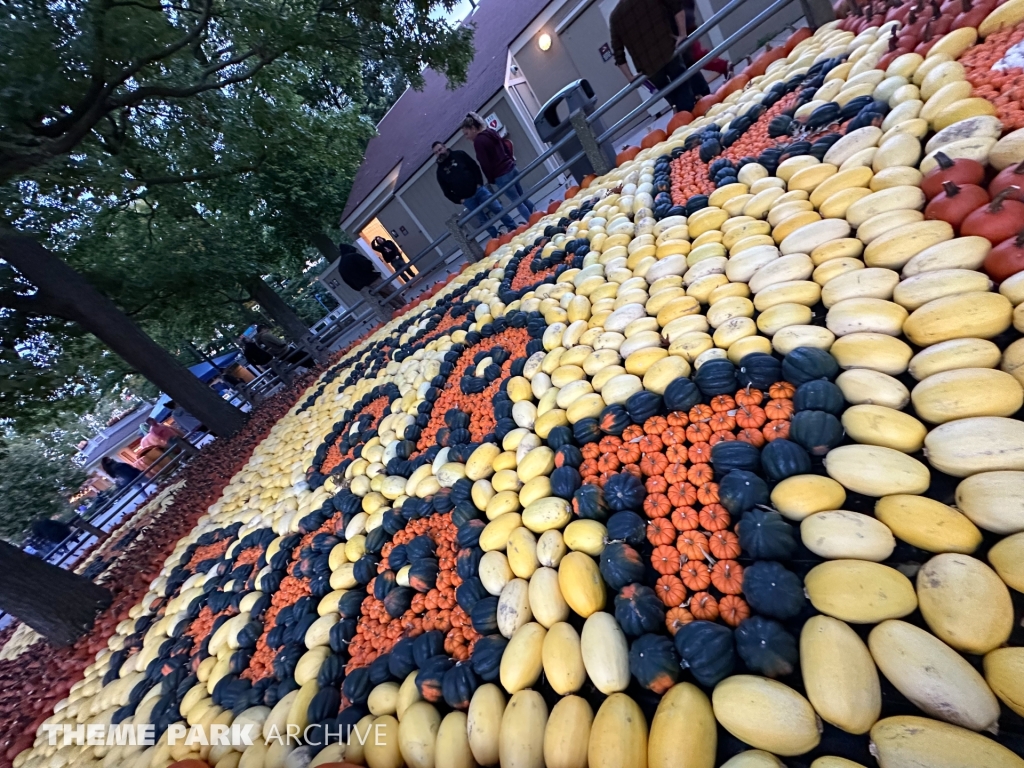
798,0,835,28
569,109,612,177
446,214,485,263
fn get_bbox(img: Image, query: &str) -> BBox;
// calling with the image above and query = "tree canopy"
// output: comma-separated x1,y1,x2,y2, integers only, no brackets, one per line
0,0,475,429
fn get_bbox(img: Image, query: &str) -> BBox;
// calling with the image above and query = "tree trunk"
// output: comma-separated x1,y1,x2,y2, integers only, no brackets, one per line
248,278,312,342
0,539,112,646
0,234,246,436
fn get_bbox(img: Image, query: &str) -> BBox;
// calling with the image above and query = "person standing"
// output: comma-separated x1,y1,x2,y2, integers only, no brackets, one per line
460,113,535,222
139,418,182,451
164,401,203,434
100,456,144,488
432,142,516,239
609,0,712,114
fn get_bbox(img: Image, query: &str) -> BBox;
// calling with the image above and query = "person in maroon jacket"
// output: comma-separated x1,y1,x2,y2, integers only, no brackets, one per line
461,113,535,222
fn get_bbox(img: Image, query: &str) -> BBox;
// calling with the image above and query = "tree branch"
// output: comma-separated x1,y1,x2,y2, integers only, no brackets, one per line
135,163,262,187
0,291,45,316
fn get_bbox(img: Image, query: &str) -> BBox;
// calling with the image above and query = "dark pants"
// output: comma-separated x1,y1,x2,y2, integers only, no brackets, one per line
650,56,710,113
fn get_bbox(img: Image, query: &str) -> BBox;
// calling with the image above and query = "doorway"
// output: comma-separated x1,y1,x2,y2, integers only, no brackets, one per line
358,218,418,280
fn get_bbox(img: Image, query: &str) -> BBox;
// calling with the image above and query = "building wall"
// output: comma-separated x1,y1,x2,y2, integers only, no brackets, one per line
697,0,805,66
376,197,433,260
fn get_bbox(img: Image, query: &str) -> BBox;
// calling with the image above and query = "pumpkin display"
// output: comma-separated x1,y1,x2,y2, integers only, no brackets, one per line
19,19,1024,768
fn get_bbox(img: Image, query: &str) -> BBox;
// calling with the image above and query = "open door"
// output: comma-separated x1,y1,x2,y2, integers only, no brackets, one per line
359,218,418,280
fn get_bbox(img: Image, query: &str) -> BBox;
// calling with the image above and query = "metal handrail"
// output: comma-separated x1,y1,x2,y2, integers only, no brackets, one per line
313,0,816,347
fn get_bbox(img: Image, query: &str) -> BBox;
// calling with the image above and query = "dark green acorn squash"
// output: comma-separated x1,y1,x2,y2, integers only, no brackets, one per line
470,596,500,635
711,440,761,474
550,466,582,499
737,509,796,560
413,630,446,667
388,638,417,679
663,377,701,413
737,352,782,390
555,444,584,470
342,666,371,705
782,347,839,384
629,633,680,694
307,686,341,724
408,558,439,592
573,484,608,522
604,472,646,511
760,438,811,482
735,617,798,678
574,418,602,445
416,655,454,703
742,561,806,620
674,621,736,687
546,425,574,449
599,405,632,436
790,410,844,456
614,583,665,637
793,379,845,415
442,663,479,710
718,470,769,514
694,358,739,396
470,635,508,681
625,390,663,425
599,541,646,590
605,510,646,545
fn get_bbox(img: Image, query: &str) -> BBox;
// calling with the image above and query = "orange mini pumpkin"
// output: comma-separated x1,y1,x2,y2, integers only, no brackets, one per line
580,458,599,477
599,435,623,453
667,482,697,508
666,606,695,635
690,591,720,620
647,517,677,546
598,453,621,473
643,492,672,519
709,430,736,445
736,405,767,429
696,482,720,506
654,574,687,606
769,381,797,399
638,434,664,453
663,426,688,446
671,505,700,532
709,530,741,560
644,415,669,435
735,387,764,407
582,443,601,460
621,463,642,480
651,544,682,575
710,394,736,413
622,424,644,442
711,560,744,595
665,443,688,464
645,475,669,494
686,422,713,443
640,451,669,477
617,442,642,465
664,462,689,485
763,419,791,442
667,411,690,428
688,442,712,464
680,560,711,591
677,530,709,560
737,428,766,447
699,503,730,532
687,463,714,485
708,412,736,432
688,404,714,423
764,398,794,421
719,595,751,627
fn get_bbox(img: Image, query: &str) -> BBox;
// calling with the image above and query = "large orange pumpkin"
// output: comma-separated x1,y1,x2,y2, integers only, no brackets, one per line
720,74,750,98
546,199,561,214
615,146,641,166
564,185,581,199
581,173,597,188
640,128,668,149
783,26,812,54
666,111,694,134
692,94,720,118
742,46,787,78
484,239,500,256
528,211,545,225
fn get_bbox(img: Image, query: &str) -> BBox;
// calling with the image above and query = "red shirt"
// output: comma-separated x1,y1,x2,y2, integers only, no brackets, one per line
472,129,515,184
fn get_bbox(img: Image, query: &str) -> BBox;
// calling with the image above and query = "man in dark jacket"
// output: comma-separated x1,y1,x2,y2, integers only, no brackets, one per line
433,142,516,238
609,0,711,113
461,113,535,221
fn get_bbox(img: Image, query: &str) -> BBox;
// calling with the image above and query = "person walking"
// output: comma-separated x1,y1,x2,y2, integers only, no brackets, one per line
432,142,516,239
609,0,712,114
139,418,182,451
460,113,535,222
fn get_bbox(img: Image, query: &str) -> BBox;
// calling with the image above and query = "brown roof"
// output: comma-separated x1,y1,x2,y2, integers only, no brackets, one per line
340,0,551,224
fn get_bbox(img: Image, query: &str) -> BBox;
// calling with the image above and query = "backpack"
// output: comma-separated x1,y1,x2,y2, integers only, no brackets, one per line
503,136,515,163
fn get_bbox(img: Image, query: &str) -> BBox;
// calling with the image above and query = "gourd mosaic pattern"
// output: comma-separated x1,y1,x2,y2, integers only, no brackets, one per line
14,9,1024,768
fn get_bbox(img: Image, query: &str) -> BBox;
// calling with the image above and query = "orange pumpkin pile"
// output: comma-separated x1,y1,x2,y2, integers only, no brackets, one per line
582,383,797,635
321,395,390,474
415,327,530,454
960,24,1024,130
348,512,480,670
